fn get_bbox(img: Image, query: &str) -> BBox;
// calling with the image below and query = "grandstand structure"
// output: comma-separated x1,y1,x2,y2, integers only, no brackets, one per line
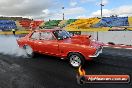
58,20,67,27
0,19,44,31
65,19,77,25
43,20,61,29
95,17,129,27
30,20,44,29
0,17,31,21
0,17,32,31
63,17,132,32
38,17,132,32
18,20,44,29
0,20,17,31
19,20,31,29
128,17,132,26
0,16,132,32
66,18,100,30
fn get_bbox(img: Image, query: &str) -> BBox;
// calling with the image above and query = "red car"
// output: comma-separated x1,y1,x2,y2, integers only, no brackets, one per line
17,29,103,67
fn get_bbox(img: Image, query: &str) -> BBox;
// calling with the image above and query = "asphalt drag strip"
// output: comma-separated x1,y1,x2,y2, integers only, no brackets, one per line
0,47,132,88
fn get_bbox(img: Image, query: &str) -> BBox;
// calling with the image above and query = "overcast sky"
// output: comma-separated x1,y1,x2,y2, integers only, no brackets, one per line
0,0,132,20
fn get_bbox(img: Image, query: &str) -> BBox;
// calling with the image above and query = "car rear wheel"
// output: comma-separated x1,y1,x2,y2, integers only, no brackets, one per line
68,53,85,68
24,45,34,58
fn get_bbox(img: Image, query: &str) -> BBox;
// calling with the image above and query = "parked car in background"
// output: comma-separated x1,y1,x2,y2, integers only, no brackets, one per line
17,29,103,68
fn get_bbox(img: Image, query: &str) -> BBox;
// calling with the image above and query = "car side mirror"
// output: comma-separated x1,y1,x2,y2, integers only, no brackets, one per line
89,35,91,38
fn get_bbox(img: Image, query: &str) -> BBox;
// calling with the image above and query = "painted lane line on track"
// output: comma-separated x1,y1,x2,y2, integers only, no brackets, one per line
120,45,126,46
105,44,109,45
114,47,122,49
125,48,132,50
103,46,110,47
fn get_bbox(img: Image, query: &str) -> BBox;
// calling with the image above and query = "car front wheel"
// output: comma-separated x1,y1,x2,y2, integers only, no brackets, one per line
68,53,85,68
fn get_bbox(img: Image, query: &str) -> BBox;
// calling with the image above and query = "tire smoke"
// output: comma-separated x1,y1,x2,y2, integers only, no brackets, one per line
0,35,27,57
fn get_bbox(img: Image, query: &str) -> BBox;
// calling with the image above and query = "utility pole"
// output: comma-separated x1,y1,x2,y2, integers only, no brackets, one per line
62,7,65,20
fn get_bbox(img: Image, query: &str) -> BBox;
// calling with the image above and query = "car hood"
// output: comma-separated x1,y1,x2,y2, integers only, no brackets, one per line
60,35,103,48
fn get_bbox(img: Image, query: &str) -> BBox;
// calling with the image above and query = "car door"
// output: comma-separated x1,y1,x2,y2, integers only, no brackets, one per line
28,31,41,52
39,31,60,56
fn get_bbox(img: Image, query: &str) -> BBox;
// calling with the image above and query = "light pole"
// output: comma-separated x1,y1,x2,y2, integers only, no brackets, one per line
100,0,104,19
62,7,65,20
97,0,104,41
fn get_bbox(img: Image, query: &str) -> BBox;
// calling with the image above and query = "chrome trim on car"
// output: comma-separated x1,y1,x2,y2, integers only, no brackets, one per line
89,46,103,58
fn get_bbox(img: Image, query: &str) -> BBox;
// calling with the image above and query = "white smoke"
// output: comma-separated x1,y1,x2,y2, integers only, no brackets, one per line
0,35,27,57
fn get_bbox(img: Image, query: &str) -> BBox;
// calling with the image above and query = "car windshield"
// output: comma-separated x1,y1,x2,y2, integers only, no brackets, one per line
53,30,71,40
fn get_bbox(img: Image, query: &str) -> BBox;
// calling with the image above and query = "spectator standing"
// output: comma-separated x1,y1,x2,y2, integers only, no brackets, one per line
12,29,16,35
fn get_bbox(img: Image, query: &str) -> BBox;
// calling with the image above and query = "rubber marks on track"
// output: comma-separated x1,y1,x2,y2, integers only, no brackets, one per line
104,44,132,50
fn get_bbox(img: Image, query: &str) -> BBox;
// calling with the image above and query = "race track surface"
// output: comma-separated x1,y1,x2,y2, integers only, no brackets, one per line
0,47,132,88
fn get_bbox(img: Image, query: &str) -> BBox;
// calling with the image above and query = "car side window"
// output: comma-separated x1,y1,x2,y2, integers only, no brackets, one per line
40,32,55,40
31,32,40,40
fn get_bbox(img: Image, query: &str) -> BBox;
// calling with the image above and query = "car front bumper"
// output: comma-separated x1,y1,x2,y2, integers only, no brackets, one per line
89,46,103,58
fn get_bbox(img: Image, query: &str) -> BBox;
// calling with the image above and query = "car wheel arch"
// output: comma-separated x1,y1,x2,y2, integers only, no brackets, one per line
23,44,31,49
23,44,35,58
23,45,27,49
67,52,85,59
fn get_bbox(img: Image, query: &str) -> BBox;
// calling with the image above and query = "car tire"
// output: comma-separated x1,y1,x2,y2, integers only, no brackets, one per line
23,45,34,58
68,53,85,68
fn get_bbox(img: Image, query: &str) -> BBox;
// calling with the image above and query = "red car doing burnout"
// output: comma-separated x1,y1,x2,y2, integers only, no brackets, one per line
17,29,103,68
